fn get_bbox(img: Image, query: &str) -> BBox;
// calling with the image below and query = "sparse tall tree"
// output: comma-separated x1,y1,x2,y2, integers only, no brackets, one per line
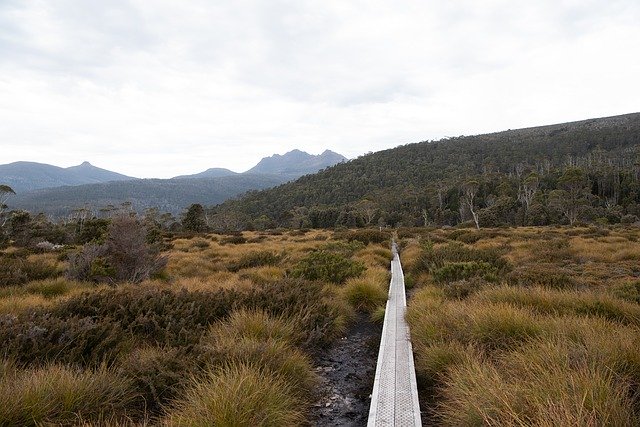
461,180,480,229
0,184,16,227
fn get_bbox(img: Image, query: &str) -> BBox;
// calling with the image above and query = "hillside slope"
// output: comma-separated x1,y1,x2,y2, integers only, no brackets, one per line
210,113,640,229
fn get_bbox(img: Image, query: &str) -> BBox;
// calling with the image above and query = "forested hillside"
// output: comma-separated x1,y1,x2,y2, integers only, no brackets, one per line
10,174,289,217
209,113,640,230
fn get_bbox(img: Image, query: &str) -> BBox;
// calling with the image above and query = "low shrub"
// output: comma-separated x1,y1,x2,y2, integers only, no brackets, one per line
0,254,61,287
164,362,304,426
432,261,499,283
227,251,280,272
612,281,640,304
0,364,135,426
341,229,390,245
439,277,487,300
117,346,194,414
506,264,576,289
220,235,247,245
291,250,365,284
412,242,510,276
67,216,167,284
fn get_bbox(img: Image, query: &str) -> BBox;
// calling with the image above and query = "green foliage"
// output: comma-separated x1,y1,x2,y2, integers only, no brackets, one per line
181,203,208,232
291,250,365,284
227,251,280,272
412,242,510,276
432,261,499,283
340,229,390,245
0,278,344,368
220,234,247,245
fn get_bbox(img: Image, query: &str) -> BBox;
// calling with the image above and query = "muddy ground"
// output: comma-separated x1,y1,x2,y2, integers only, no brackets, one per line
309,314,382,426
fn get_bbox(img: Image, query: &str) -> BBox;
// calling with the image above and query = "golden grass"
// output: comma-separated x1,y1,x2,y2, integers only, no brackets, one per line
0,363,135,426
164,362,304,427
203,308,304,347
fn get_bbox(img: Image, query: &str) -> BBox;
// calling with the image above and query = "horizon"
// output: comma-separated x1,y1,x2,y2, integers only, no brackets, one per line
4,110,638,179
2,1,639,178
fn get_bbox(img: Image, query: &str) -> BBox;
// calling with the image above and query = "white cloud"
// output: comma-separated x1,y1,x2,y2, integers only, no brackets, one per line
1,0,639,177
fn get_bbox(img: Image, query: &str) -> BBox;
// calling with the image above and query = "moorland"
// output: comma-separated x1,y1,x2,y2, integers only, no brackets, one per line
1,217,639,425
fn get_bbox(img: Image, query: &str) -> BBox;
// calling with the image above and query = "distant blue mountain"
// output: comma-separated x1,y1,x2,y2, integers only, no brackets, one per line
0,161,135,192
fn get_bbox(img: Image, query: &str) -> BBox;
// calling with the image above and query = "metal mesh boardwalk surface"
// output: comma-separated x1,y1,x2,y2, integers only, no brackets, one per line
367,243,422,426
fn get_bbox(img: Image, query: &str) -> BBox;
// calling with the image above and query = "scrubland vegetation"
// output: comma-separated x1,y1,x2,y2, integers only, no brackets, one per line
401,226,640,426
0,224,391,425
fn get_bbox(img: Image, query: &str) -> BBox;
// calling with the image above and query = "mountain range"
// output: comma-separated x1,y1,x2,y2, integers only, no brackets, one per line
1,150,347,216
0,161,133,193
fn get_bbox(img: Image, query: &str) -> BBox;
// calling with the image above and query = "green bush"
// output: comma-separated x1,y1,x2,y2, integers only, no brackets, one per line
0,279,344,367
342,229,390,245
220,235,247,245
432,262,499,283
612,281,640,304
506,264,577,289
291,250,365,284
117,346,194,414
227,251,280,272
412,242,510,276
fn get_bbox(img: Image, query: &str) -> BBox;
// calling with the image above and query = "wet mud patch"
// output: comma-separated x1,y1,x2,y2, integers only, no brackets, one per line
309,314,382,426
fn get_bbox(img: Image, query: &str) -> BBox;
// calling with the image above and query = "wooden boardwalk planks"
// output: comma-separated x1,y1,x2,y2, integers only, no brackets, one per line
367,243,422,426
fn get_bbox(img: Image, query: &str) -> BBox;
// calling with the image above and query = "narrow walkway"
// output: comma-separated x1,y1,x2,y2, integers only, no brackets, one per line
367,243,421,426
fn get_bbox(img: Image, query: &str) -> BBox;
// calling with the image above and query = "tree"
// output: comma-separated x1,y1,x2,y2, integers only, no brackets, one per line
518,173,539,214
67,215,167,283
549,168,589,225
461,180,480,229
0,185,16,227
182,204,207,232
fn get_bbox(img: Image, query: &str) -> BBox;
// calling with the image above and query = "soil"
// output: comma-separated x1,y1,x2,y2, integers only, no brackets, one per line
309,313,382,426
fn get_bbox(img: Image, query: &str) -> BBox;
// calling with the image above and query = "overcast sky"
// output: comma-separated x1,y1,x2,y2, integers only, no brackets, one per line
1,0,639,178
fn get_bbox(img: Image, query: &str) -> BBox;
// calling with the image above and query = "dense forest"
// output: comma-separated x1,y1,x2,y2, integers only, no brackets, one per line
206,113,640,230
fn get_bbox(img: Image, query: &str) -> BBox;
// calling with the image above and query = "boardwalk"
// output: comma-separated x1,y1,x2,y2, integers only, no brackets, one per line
367,243,422,426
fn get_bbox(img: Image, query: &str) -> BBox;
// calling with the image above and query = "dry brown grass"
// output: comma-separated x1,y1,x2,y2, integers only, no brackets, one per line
406,224,640,426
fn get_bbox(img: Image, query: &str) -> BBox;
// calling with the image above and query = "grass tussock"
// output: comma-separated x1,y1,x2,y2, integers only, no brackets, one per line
476,286,640,326
341,277,388,313
439,349,637,427
0,363,135,426
203,308,303,346
164,362,304,427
